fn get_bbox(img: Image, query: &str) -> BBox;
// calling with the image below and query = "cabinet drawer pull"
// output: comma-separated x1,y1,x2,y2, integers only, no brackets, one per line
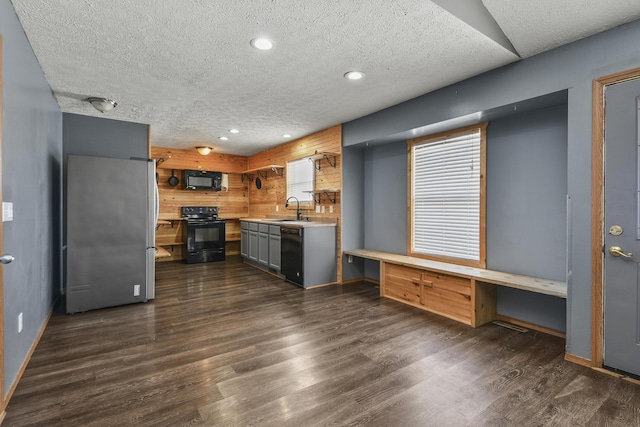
423,280,433,288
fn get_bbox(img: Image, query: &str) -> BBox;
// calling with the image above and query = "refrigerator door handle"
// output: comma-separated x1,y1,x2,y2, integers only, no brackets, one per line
154,177,159,227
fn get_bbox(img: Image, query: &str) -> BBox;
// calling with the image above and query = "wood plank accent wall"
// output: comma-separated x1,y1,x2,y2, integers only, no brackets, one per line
247,125,343,281
151,146,247,173
150,147,249,260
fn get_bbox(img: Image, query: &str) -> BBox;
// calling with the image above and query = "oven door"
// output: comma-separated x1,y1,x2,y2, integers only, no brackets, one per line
185,220,226,251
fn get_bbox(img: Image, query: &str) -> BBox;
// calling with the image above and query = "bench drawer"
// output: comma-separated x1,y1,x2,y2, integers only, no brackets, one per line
382,263,472,325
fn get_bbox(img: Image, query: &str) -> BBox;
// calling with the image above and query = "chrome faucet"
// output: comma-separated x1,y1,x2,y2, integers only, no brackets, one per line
285,196,302,220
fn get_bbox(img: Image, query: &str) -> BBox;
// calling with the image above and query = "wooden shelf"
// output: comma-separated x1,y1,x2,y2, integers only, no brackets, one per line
155,247,172,258
303,189,340,204
218,213,249,220
158,215,184,221
155,240,184,246
242,165,284,182
243,164,284,173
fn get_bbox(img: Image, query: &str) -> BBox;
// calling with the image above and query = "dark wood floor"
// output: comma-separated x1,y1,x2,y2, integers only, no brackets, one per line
4,257,640,426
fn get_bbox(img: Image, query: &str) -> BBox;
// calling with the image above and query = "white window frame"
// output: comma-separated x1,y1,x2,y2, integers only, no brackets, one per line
408,123,487,268
286,157,315,208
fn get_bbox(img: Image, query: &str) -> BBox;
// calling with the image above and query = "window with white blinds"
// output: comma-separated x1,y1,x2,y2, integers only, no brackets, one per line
410,125,486,266
286,158,315,204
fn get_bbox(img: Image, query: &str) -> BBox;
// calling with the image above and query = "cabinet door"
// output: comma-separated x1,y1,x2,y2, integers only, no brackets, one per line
240,229,248,258
248,230,258,261
422,271,472,324
258,231,269,266
269,234,281,271
383,264,423,306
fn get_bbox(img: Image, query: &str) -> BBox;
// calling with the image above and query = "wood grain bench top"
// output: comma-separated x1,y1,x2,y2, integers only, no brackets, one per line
344,249,567,298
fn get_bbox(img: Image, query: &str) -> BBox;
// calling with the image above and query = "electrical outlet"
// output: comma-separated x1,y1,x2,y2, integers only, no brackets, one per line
275,205,279,212
3,202,13,222
134,284,140,297
315,205,320,213
321,206,326,213
18,312,23,333
329,205,333,214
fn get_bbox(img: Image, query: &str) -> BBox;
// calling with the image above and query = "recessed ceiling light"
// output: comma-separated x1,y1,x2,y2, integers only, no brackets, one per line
219,136,229,141
283,134,291,138
250,38,274,50
344,71,365,80
229,129,239,134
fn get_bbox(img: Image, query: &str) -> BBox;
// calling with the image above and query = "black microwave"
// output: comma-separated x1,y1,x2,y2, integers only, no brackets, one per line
184,170,222,191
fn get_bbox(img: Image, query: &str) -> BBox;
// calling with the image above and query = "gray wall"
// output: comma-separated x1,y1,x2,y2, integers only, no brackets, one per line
63,113,149,160
343,19,640,359
341,146,366,280
1,0,63,395
363,142,408,280
486,105,568,331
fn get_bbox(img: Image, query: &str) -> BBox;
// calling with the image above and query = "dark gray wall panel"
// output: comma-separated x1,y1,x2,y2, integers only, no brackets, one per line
344,19,640,359
364,259,381,281
363,142,407,254
341,146,365,281
487,105,568,332
486,105,567,280
1,0,63,395
63,113,149,160
497,288,566,332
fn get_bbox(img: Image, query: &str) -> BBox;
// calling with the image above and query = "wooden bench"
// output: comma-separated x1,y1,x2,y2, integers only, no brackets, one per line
343,249,567,329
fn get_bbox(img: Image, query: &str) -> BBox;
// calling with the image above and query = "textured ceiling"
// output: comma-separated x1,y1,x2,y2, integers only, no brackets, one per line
483,0,640,57
10,1,640,156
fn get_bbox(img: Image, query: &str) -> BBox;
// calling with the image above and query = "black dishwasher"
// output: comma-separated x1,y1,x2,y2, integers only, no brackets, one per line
280,226,303,287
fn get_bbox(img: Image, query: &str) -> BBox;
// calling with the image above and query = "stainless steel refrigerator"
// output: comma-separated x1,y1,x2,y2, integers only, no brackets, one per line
66,155,157,313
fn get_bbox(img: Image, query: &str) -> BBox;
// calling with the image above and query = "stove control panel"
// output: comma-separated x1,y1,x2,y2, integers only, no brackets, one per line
182,206,218,217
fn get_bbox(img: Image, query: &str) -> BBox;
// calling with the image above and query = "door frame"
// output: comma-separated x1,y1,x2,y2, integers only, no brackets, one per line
0,34,5,419
592,66,640,368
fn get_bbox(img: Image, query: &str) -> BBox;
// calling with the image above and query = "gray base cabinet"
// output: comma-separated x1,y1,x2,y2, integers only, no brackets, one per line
241,221,281,273
258,224,270,267
240,222,248,258
268,226,281,271
248,222,258,262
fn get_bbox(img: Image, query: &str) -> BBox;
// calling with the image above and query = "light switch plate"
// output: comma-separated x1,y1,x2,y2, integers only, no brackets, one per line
3,202,13,222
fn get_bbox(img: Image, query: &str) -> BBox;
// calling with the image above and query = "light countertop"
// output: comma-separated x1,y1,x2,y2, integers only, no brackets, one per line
241,218,336,228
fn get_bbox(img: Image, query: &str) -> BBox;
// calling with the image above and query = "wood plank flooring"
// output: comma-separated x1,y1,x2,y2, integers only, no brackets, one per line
4,256,640,426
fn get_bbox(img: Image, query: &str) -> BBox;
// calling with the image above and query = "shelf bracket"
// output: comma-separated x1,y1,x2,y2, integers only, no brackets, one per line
310,157,321,171
323,192,337,204
312,193,321,204
323,154,337,168
257,170,268,180
271,166,282,176
242,173,254,183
